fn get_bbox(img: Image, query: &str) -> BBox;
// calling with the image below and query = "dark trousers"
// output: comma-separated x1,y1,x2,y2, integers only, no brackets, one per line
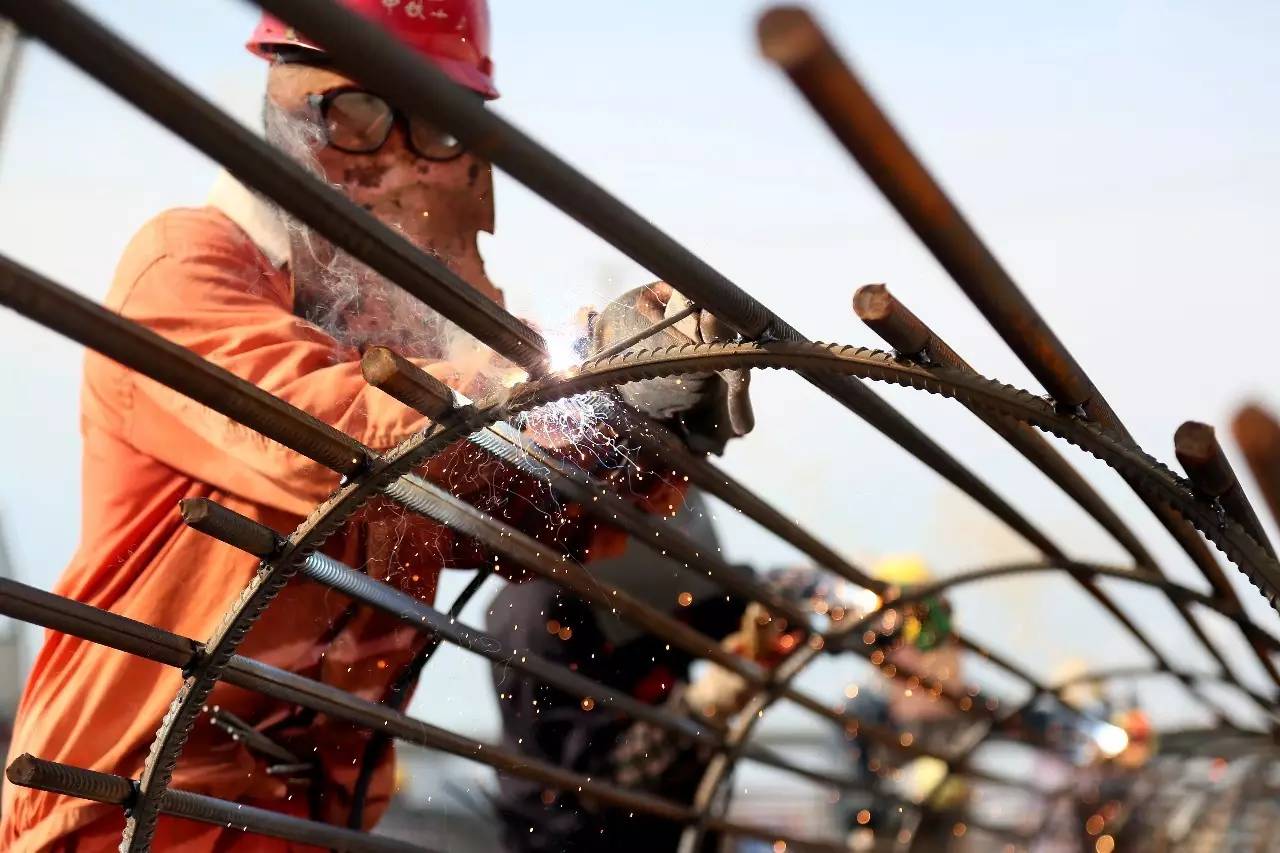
486,578,740,852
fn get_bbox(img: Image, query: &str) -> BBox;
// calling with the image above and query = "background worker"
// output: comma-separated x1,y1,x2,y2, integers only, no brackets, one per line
1,2,750,849
826,555,969,850
486,284,757,851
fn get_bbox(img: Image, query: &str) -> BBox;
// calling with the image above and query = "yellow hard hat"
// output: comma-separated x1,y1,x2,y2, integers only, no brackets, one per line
873,554,931,586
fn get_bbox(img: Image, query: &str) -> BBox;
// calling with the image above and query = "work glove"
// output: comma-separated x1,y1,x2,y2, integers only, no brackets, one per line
589,282,753,455
681,603,802,719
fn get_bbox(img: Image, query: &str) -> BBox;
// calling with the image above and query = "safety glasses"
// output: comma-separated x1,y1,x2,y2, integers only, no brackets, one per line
307,88,466,161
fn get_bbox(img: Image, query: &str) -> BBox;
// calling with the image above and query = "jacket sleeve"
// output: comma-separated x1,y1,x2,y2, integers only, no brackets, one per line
107,210,474,513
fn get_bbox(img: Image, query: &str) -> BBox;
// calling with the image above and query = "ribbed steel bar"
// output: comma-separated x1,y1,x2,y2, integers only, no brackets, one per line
6,755,431,853
0,576,849,852
250,0,1069,578
0,253,366,477
757,5,1252,616
853,283,1274,709
0,0,548,374
360,347,458,422
0,577,198,671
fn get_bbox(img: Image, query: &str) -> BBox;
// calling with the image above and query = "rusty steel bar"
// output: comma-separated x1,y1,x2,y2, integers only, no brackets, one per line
1233,405,1280,531
1178,420,1277,558
759,5,1251,615
852,283,1277,708
0,253,367,477
248,0,1070,578
6,755,431,853
0,576,847,851
0,0,548,375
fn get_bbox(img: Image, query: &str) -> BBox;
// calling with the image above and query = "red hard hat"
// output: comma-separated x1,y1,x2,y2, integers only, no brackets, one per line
247,0,497,99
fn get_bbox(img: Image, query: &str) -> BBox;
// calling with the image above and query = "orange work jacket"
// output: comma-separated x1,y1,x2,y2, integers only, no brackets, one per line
1,187,671,850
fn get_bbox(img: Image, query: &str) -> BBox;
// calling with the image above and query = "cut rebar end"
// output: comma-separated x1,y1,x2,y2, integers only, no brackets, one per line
758,6,826,68
6,754,36,786
852,284,892,323
853,284,931,357
179,498,281,558
1175,421,1233,497
361,346,455,420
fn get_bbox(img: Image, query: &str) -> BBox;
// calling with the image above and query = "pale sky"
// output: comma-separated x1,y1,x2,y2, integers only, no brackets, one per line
1,1,1279,744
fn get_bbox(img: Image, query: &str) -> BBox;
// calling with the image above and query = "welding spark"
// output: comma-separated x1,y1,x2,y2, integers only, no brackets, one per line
546,330,584,373
517,391,630,471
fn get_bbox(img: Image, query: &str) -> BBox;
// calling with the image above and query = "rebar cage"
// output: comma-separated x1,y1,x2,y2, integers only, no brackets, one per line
2,2,1280,851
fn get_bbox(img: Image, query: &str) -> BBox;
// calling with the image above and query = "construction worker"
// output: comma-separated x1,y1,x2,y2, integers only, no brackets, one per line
0,2,750,849
835,555,969,849
486,495,745,852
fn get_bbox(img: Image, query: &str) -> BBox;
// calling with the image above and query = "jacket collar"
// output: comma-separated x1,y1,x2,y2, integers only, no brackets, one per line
207,170,291,269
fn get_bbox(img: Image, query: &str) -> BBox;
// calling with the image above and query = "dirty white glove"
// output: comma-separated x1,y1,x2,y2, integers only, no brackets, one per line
682,603,790,718
589,282,753,455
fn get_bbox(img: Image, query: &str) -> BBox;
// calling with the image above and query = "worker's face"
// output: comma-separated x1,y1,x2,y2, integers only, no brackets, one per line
265,62,503,360
267,62,497,287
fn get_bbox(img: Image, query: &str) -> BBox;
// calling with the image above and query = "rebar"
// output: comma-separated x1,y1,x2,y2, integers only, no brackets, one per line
7,755,431,853
0,3,1277,851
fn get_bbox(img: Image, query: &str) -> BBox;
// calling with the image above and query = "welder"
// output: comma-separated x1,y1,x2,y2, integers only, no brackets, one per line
1,2,752,849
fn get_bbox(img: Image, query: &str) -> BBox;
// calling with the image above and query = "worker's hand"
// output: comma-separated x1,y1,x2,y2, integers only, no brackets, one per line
589,282,753,455
681,603,803,719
